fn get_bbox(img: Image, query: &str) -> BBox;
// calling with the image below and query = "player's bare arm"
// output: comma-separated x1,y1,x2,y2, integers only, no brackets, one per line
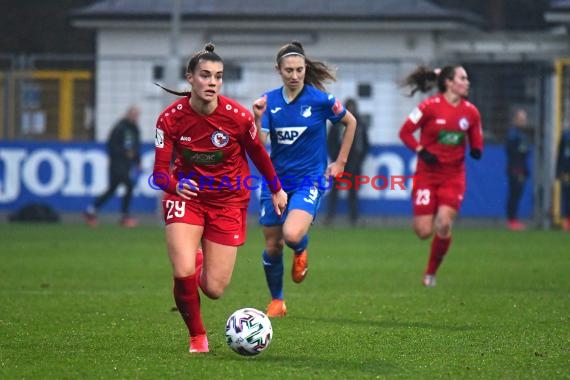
326,110,357,178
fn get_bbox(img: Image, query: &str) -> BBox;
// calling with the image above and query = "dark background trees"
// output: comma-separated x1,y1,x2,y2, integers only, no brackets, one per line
0,0,96,54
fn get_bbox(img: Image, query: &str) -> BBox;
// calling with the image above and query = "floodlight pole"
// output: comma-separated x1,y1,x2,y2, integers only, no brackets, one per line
164,0,181,101
157,0,182,224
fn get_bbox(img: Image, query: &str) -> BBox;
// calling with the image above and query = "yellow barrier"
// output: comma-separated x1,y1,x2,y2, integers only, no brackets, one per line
1,70,92,140
553,59,570,226
31,70,92,141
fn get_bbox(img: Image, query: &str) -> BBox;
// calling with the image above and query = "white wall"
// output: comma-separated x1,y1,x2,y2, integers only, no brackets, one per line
93,25,438,144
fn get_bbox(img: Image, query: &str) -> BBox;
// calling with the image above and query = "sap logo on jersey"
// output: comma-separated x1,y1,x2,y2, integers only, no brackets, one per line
275,127,307,145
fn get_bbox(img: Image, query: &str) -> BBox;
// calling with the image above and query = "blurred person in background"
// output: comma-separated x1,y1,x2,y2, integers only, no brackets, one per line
325,98,370,226
84,105,141,227
556,124,570,231
153,43,286,353
505,108,530,231
252,40,357,317
399,65,483,287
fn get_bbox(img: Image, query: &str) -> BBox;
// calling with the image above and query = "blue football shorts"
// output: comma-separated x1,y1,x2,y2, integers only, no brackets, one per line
258,183,324,226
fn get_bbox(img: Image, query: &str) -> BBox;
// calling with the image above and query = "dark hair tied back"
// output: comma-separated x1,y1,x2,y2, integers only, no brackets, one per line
402,66,437,96
402,64,460,96
204,43,215,53
291,40,304,51
156,42,223,97
187,42,222,74
277,40,305,62
275,40,336,91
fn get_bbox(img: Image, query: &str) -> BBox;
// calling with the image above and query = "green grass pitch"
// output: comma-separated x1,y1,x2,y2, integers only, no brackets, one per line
0,223,568,379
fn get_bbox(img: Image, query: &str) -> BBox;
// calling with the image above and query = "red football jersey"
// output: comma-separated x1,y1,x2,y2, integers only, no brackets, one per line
399,94,483,178
153,95,280,207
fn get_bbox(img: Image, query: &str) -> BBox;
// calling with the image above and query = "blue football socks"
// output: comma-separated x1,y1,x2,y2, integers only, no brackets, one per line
262,250,284,300
286,234,309,254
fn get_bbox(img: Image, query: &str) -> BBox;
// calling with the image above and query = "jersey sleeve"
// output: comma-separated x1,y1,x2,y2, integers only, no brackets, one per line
325,94,346,124
152,114,179,195
399,101,429,151
242,118,282,193
468,106,484,151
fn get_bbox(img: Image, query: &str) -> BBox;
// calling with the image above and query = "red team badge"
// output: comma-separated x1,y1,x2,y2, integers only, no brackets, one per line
332,98,343,115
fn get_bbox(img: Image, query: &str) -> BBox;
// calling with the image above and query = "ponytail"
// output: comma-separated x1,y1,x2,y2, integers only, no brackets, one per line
402,64,460,96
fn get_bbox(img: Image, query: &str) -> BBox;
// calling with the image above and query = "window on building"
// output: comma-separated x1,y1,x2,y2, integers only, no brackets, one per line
153,65,164,81
358,83,372,98
223,63,243,81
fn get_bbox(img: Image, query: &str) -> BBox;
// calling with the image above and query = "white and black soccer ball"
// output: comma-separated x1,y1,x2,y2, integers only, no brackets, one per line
225,308,273,356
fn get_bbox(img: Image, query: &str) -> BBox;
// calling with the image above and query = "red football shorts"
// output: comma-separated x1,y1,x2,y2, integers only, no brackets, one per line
162,193,247,246
411,173,466,215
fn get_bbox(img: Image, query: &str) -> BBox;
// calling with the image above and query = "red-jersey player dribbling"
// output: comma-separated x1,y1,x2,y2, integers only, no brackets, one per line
153,43,287,353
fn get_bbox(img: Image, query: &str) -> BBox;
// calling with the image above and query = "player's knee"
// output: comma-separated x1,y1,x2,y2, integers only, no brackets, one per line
415,227,432,240
172,265,195,279
201,282,227,299
435,219,453,236
202,290,223,300
413,221,433,240
282,230,304,247
265,239,284,255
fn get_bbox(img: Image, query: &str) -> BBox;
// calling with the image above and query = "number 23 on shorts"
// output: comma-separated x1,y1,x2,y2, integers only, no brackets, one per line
415,189,431,206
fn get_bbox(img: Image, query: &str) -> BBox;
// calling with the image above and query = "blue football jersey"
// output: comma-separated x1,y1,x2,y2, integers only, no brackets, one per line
261,85,346,191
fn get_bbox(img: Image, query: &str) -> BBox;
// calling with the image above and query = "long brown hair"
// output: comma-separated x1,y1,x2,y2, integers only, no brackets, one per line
402,65,461,96
276,40,336,91
156,42,223,96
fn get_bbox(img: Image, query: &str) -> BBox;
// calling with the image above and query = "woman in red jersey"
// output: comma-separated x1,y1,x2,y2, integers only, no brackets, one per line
399,65,483,287
152,43,287,353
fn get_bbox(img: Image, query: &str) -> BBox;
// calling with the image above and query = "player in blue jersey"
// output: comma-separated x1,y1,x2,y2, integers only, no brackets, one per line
252,41,357,317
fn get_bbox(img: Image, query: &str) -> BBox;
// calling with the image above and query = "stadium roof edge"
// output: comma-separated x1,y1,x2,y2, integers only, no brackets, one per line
70,0,486,30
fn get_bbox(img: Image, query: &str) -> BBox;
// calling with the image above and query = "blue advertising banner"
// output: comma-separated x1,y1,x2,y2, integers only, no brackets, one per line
336,145,533,218
0,142,157,213
0,142,532,217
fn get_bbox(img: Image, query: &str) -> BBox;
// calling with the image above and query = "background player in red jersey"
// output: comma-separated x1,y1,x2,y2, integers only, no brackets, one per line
399,65,484,287
153,43,287,353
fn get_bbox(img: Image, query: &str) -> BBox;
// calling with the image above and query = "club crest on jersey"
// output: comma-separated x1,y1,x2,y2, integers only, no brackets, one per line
459,117,470,130
301,106,312,118
275,126,307,145
211,130,229,147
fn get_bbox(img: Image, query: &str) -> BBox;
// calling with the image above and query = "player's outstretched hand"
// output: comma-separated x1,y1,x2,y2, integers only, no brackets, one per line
271,189,288,216
252,95,267,119
325,160,346,179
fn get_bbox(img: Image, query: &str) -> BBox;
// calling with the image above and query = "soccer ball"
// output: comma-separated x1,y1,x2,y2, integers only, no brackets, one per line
225,308,273,356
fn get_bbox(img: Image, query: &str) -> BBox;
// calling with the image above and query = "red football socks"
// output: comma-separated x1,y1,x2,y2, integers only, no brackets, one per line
173,275,206,337
425,235,451,275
